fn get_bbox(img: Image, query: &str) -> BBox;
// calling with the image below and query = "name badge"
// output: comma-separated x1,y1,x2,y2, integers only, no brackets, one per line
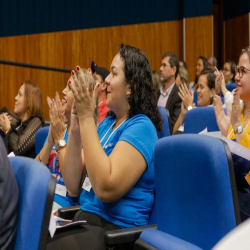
82,176,92,192
55,183,67,197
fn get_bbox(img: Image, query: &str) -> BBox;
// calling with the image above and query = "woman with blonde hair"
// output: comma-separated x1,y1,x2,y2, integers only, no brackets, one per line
176,66,189,87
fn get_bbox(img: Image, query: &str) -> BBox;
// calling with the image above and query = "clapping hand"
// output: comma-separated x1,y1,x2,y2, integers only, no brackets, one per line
178,83,194,115
70,66,95,121
47,92,66,144
231,90,242,130
213,95,231,136
0,113,11,133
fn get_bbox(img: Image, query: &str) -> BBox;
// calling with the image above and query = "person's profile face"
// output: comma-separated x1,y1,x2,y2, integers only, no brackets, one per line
160,57,173,83
105,53,128,111
222,62,233,83
14,84,28,117
93,72,103,85
62,76,74,118
235,53,250,100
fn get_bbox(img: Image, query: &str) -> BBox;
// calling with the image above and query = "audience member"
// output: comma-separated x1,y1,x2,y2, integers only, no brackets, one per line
157,52,181,134
222,61,236,84
152,70,161,93
176,66,189,87
35,72,87,209
46,44,162,250
214,47,250,220
179,60,187,69
189,56,208,91
214,47,250,149
0,81,43,158
173,69,216,133
0,138,19,250
207,55,217,70
91,61,110,123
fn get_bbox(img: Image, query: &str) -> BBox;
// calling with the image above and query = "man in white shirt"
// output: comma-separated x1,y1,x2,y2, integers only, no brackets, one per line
157,52,181,134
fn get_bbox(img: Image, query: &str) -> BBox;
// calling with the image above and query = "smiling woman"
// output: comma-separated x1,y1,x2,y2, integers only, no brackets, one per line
46,44,162,250
173,69,216,134
189,56,208,91
0,81,44,158
214,47,250,149
214,47,250,221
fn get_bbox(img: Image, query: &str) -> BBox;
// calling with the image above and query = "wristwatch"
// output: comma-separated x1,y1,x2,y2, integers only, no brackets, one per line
234,125,243,134
55,139,67,152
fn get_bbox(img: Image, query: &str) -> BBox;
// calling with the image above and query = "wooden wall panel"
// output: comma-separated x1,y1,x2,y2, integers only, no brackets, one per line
223,14,249,64
0,20,183,121
185,16,213,83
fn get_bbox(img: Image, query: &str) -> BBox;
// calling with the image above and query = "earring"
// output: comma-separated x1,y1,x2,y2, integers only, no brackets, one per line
126,92,131,110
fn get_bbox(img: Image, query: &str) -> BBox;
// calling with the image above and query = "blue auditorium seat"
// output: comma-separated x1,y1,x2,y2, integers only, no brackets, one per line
35,126,49,155
157,106,170,138
134,134,240,250
10,156,56,250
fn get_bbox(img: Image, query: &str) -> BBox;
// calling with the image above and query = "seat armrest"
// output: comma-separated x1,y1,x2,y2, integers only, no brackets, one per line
58,205,80,219
135,228,202,250
104,224,157,246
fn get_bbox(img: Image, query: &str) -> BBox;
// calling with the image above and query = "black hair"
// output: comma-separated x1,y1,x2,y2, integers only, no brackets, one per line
195,56,208,84
228,61,236,81
118,44,162,132
199,69,215,90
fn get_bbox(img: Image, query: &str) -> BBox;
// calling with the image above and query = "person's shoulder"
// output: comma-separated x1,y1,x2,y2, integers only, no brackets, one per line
126,114,156,131
27,115,43,124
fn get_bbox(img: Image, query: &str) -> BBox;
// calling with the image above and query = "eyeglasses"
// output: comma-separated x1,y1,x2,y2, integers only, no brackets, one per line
235,66,250,78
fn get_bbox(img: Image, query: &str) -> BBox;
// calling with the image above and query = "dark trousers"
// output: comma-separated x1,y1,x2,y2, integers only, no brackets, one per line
47,210,120,250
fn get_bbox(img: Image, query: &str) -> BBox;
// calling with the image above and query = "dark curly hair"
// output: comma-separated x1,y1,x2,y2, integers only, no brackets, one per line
118,44,162,132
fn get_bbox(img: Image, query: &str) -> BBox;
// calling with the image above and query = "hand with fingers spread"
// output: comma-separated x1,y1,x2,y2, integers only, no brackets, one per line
213,95,231,136
46,97,55,147
231,90,242,131
178,83,194,115
48,92,66,143
0,113,11,133
70,66,95,121
173,84,194,134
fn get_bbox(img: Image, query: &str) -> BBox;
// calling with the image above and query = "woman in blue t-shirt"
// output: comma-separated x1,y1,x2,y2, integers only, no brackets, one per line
47,44,162,250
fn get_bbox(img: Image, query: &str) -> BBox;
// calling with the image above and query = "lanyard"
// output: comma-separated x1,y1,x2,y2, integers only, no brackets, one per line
100,119,127,148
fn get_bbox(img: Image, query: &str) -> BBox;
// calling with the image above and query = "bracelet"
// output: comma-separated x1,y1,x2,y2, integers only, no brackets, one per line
5,128,10,134
38,153,47,166
56,145,67,153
